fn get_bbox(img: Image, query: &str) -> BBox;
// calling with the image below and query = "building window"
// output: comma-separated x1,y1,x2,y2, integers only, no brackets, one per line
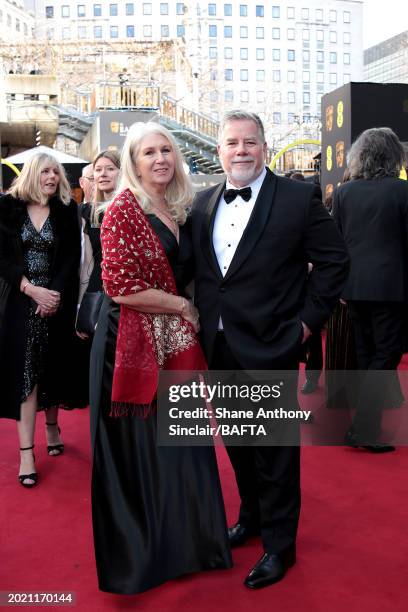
303,50,310,62
110,26,118,38
272,28,280,39
240,69,248,81
303,71,310,82
316,30,324,42
287,6,294,19
287,28,295,40
161,24,169,36
61,6,70,18
79,26,88,38
316,8,323,21
329,73,337,85
344,53,351,65
256,27,264,38
208,3,216,16
317,51,324,63
224,3,232,16
45,6,54,18
209,25,217,37
343,73,351,84
256,5,264,17
209,46,217,59
177,25,185,36
273,70,280,82
240,5,247,17
240,26,248,38
210,69,217,81
110,4,118,17
77,5,85,17
143,3,152,15
288,113,295,124
329,10,337,22
272,49,280,61
330,52,337,64
257,91,265,103
62,27,70,39
287,70,295,83
225,90,233,102
144,25,152,37
272,6,280,18
273,112,281,124
240,48,248,59
241,90,249,102
344,32,351,44
343,11,351,23
330,31,337,43
125,3,134,15
176,3,184,14
225,47,233,59
224,26,232,37
301,8,309,20
94,25,102,38
303,92,310,104
256,70,265,81
317,72,324,83
225,69,233,80
210,90,218,103
46,27,54,38
256,48,265,60
94,4,102,17
288,91,296,104
302,29,310,41
160,3,168,15
127,25,135,37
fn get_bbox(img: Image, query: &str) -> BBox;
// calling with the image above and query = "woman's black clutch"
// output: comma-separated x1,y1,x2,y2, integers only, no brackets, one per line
76,291,104,335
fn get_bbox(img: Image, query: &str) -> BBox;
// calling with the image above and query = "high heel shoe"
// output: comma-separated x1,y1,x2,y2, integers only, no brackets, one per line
45,421,64,456
19,445,38,488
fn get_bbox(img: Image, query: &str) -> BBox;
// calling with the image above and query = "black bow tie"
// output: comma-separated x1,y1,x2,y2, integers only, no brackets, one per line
224,187,252,204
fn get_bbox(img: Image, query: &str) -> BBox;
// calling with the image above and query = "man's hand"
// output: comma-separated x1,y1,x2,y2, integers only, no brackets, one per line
301,322,312,344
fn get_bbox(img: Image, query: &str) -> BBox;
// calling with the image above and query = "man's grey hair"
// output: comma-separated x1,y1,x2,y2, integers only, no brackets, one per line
347,127,404,180
81,163,93,177
218,110,266,143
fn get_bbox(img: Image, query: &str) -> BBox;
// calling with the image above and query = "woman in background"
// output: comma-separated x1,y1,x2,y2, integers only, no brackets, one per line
0,152,81,486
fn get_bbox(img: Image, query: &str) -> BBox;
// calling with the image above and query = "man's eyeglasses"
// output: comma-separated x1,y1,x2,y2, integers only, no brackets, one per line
83,176,94,182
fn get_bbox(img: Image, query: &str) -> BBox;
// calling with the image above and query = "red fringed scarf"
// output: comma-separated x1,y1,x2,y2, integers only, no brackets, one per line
101,188,207,417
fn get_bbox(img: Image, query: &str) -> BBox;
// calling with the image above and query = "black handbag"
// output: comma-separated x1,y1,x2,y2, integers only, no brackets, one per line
76,291,104,335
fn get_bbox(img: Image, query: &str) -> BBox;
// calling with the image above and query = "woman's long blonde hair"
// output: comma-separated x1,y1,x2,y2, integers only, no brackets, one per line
118,121,193,225
8,152,71,206
91,149,121,226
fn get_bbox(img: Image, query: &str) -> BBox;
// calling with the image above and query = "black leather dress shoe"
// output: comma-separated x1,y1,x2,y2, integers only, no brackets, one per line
244,549,296,589
344,430,395,453
301,379,318,394
228,523,258,548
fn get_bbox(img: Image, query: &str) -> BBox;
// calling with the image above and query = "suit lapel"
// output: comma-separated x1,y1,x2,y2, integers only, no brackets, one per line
224,169,277,281
200,181,225,279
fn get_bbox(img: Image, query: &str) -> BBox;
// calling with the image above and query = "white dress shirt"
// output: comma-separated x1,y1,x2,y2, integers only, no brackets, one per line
213,167,267,329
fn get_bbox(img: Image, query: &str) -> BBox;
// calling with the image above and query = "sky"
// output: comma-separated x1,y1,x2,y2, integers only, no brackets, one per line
363,0,408,48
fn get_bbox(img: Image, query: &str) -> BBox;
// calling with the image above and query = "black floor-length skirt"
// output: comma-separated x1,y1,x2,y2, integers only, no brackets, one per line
90,298,232,595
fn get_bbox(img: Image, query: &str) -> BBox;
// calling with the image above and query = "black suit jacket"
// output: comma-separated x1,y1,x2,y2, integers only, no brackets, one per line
332,177,408,302
191,168,349,368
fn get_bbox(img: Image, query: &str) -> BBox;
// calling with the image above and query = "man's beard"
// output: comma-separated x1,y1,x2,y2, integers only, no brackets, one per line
229,158,257,184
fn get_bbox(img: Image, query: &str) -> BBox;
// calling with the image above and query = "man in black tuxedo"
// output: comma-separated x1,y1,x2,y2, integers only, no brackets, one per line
191,111,349,589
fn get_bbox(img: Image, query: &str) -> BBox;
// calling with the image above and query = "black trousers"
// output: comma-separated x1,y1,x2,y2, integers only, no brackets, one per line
210,332,301,555
348,301,404,442
305,331,323,382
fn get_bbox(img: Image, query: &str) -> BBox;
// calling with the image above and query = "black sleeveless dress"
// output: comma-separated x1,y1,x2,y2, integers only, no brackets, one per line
90,216,232,595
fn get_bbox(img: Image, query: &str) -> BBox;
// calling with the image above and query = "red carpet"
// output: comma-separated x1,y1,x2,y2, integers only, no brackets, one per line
1,374,408,611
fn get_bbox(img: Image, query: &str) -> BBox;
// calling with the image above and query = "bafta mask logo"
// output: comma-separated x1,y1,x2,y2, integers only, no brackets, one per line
326,145,333,171
326,105,334,132
336,141,345,168
337,101,344,128
110,122,120,134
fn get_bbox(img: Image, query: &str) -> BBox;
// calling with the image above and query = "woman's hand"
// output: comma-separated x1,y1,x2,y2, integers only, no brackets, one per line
35,304,58,318
180,299,200,333
26,284,60,310
76,331,90,340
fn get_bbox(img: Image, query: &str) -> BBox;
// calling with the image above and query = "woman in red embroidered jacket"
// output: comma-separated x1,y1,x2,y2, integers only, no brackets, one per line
90,122,232,595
